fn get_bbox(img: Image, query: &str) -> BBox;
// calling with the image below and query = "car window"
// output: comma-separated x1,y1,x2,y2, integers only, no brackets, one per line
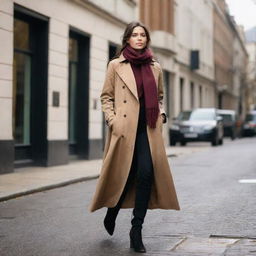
189,110,215,120
177,111,191,121
245,114,253,121
220,114,233,122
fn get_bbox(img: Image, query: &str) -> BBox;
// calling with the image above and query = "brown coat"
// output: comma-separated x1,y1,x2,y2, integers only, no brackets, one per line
89,53,180,212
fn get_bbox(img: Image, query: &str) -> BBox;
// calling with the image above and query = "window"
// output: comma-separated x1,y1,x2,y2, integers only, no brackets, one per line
13,18,32,145
180,78,184,111
68,37,78,144
68,29,90,157
199,85,202,107
190,82,194,109
13,6,49,164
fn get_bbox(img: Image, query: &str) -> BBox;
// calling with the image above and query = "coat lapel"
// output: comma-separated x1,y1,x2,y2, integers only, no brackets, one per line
116,61,138,101
115,53,159,101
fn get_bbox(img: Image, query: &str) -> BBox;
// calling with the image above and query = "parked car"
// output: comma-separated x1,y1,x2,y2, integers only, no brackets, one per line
242,111,256,136
169,108,224,146
217,109,237,140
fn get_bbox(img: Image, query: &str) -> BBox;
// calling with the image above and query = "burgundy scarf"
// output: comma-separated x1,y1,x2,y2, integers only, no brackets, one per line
123,45,159,128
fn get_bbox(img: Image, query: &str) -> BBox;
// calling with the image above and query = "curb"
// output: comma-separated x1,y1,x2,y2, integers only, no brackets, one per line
0,175,99,203
0,153,179,203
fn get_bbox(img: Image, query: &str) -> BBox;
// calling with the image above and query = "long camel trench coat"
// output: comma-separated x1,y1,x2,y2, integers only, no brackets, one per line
89,53,180,212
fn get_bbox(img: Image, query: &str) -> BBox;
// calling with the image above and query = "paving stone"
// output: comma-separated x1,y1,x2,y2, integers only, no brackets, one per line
170,237,238,255
225,239,256,256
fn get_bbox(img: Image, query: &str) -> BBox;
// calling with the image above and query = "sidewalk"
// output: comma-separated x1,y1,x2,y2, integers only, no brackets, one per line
0,145,210,202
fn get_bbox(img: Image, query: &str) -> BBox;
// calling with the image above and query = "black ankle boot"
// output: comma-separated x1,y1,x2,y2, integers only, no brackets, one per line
129,226,146,253
103,208,118,236
103,217,115,236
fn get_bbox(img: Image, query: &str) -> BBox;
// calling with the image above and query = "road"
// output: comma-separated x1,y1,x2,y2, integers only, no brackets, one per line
1,137,256,255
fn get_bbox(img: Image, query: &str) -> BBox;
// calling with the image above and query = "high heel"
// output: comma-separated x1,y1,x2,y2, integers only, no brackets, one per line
104,207,119,236
129,227,146,253
104,214,115,236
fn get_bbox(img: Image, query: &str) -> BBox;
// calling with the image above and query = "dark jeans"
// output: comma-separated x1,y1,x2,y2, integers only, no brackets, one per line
106,106,154,228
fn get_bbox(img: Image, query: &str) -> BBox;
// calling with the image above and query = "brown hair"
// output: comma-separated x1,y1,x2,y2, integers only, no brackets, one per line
113,21,151,60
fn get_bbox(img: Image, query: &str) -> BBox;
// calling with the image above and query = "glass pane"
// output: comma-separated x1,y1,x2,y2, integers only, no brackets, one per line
14,18,30,50
13,52,31,144
245,114,253,121
178,111,192,121
69,38,78,62
69,63,77,143
190,109,215,121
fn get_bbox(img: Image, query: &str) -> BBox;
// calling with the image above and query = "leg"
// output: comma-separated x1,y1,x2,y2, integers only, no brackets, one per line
104,148,137,235
131,131,154,228
130,131,153,253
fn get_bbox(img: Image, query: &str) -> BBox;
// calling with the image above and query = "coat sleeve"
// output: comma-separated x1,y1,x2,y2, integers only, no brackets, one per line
100,61,116,126
158,65,167,123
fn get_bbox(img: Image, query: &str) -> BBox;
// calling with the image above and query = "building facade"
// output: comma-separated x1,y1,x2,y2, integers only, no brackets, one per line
175,0,215,115
213,0,234,109
0,0,137,173
231,23,248,118
213,0,248,115
139,0,177,142
245,27,256,111
0,0,250,174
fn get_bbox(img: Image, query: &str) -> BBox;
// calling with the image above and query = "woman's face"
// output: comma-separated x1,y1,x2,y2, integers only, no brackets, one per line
127,26,147,50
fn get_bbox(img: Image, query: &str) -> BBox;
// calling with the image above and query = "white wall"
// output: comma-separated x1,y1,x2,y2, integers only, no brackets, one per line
246,43,256,81
0,0,13,140
176,0,214,81
2,0,131,141
174,0,215,115
87,0,136,23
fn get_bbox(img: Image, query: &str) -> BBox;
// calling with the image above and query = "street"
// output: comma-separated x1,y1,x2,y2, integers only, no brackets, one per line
1,137,256,256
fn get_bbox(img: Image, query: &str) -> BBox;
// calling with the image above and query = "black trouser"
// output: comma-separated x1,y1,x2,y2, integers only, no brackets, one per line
107,106,154,228
131,129,154,227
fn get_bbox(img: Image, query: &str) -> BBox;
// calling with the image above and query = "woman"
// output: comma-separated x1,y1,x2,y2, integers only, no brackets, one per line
89,21,180,253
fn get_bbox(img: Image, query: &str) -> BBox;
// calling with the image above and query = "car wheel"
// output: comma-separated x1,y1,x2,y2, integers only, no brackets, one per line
180,141,187,146
170,139,176,146
211,135,218,146
219,138,223,145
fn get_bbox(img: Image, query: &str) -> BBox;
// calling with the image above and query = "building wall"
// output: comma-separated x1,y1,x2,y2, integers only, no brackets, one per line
213,0,249,114
246,43,256,81
246,42,256,110
0,1,13,141
0,0,136,173
232,29,248,117
140,0,175,35
86,0,136,23
177,0,214,81
213,9,233,88
139,0,178,144
213,0,236,109
0,0,14,173
174,0,215,116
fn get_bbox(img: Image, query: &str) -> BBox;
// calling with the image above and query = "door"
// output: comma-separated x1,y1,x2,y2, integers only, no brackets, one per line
68,30,90,158
13,7,48,166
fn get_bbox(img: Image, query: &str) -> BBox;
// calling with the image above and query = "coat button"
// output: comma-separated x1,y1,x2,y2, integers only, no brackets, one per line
123,100,127,103
122,86,125,89
124,114,126,117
